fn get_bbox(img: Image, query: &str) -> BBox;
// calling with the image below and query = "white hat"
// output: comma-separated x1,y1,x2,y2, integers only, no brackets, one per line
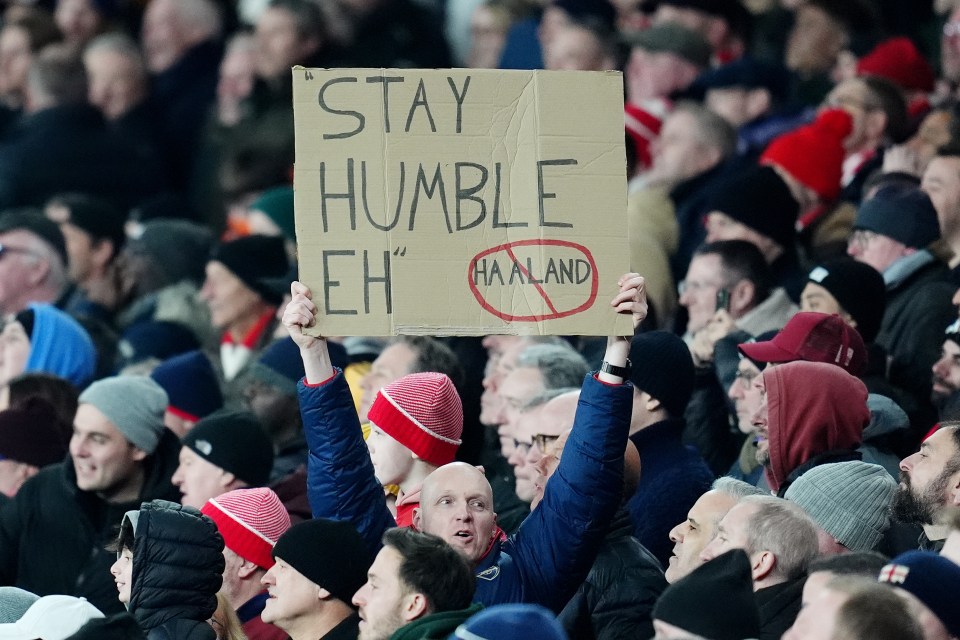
0,595,104,639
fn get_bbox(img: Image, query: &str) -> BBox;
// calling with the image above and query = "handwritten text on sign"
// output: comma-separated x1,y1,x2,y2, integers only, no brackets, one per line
293,68,630,336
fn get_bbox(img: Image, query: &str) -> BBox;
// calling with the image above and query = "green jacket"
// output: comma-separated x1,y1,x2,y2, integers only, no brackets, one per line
390,604,483,640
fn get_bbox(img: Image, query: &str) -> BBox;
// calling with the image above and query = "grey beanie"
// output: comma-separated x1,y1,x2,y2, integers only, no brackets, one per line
79,377,168,454
0,587,39,623
785,461,896,552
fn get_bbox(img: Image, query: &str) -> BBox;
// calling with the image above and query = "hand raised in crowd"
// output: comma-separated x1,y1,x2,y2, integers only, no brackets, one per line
283,281,334,383
610,272,648,333
690,308,736,367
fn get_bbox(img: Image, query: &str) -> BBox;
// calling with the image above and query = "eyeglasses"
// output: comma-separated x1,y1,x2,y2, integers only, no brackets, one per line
532,433,560,453
848,229,878,251
734,368,758,386
677,279,723,297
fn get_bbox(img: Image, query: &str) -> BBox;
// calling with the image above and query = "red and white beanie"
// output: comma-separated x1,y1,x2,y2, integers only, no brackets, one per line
367,372,463,467
201,487,291,570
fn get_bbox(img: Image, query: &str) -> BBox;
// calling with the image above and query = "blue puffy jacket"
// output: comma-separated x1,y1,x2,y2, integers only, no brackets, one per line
301,370,631,613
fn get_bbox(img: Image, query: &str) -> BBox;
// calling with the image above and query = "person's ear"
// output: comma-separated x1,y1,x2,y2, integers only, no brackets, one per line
412,507,422,531
402,592,428,621
729,279,756,315
751,550,776,581
644,396,662,413
317,587,332,601
90,239,114,270
130,447,147,462
237,559,260,580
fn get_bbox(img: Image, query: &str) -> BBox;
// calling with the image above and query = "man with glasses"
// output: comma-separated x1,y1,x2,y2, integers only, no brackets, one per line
509,389,579,505
848,187,954,438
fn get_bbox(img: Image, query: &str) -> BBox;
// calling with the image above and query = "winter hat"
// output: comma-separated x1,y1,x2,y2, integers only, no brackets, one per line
807,259,886,343
79,376,168,454
249,338,306,396
367,372,463,467
0,595,104,640
150,350,224,422
201,487,291,570
181,410,274,486
271,518,370,604
857,37,935,92
623,23,712,67
209,235,289,306
707,165,799,250
628,331,694,417
690,57,790,104
761,108,854,201
879,551,960,636
452,604,569,640
853,186,941,248
118,321,201,368
129,219,214,285
653,549,761,640
23,304,96,388
945,317,960,348
0,208,68,266
249,186,295,240
554,0,616,31
0,398,68,467
738,312,867,376
785,461,895,552
0,587,38,624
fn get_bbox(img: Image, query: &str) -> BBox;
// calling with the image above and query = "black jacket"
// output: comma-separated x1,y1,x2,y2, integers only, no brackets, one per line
756,577,805,640
0,429,181,614
557,510,667,640
128,500,224,639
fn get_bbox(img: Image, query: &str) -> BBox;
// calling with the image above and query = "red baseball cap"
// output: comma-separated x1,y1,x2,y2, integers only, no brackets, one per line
738,312,866,376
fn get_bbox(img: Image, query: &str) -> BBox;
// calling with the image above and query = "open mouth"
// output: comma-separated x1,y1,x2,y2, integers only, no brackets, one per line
452,530,474,543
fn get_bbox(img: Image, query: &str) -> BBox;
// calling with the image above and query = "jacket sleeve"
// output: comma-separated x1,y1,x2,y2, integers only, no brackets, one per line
506,374,633,612
300,370,394,560
589,570,661,640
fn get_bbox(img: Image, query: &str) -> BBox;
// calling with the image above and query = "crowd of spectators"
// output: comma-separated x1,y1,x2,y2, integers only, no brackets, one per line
1,0,960,638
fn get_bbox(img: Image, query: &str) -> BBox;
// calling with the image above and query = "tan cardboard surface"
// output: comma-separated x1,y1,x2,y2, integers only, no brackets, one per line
293,68,631,336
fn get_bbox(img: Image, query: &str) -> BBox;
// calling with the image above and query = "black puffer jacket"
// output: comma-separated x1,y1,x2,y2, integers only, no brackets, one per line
126,500,224,640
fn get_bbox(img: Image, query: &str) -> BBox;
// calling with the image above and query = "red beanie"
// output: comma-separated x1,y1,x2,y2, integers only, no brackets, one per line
367,372,463,467
761,108,853,201
201,487,291,570
857,37,935,93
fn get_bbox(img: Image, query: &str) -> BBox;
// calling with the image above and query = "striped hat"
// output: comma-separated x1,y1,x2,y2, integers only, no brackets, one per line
201,487,291,570
367,372,463,467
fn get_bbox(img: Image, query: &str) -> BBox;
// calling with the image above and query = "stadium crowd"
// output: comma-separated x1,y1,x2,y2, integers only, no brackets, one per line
0,0,960,638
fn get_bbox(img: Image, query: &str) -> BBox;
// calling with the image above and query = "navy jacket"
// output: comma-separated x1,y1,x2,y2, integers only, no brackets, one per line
301,370,631,613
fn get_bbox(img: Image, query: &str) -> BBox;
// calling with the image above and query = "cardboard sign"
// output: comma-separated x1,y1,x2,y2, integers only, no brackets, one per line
293,68,631,336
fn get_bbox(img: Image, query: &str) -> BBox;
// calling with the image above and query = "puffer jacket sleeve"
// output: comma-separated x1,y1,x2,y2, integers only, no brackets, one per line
300,370,394,560
502,374,632,612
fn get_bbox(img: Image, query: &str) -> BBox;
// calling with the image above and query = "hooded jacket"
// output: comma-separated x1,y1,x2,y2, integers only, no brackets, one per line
764,361,869,494
126,500,224,640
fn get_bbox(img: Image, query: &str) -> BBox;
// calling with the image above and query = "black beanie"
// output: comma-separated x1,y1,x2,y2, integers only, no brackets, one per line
272,518,371,605
807,258,885,343
209,235,289,306
708,165,799,250
181,410,274,486
653,549,761,640
0,208,68,266
628,331,694,417
853,186,941,248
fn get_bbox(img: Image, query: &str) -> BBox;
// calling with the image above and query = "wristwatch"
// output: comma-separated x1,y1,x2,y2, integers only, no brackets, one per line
600,359,631,378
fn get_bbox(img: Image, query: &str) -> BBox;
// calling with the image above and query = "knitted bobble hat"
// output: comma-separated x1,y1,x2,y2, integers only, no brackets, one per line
761,108,854,201
367,372,463,467
201,487,291,570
